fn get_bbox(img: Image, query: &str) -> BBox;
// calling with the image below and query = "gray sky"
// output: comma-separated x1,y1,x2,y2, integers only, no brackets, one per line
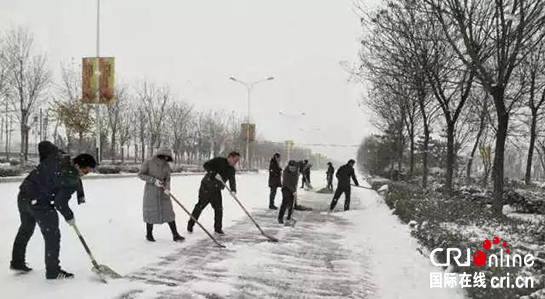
0,0,379,162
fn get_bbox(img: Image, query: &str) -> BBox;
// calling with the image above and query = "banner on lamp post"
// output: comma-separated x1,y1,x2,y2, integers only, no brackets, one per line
82,57,97,103
241,123,256,142
285,140,294,150
99,57,115,104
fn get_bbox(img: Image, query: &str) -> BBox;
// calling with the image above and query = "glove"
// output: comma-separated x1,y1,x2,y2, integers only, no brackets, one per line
232,191,237,196
66,218,76,227
154,179,164,188
164,189,170,196
213,173,222,182
77,196,86,205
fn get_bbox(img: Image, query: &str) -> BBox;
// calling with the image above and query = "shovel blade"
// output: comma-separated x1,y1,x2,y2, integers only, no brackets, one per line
264,234,279,242
93,264,122,279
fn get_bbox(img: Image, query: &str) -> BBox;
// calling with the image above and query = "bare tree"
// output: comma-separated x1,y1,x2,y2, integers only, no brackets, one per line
167,101,193,164
54,62,94,153
2,27,51,164
136,82,171,156
106,84,130,162
425,0,545,215
421,20,476,194
516,41,545,185
465,92,491,186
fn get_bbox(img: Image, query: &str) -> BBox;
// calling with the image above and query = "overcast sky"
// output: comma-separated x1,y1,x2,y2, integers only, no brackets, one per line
0,0,380,162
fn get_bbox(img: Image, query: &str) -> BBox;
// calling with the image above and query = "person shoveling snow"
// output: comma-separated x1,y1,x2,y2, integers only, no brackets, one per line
11,141,99,280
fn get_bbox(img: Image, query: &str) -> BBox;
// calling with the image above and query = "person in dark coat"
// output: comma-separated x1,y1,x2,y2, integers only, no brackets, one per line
278,160,299,224
138,147,184,243
329,159,359,211
299,160,308,189
11,142,96,280
38,141,86,205
187,151,240,235
303,161,312,189
326,162,335,191
268,153,282,210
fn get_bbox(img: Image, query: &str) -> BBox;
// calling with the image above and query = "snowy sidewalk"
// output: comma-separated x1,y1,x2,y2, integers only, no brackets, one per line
1,174,464,299
110,186,464,299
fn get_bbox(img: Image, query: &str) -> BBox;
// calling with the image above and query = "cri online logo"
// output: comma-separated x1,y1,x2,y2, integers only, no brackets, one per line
430,237,534,268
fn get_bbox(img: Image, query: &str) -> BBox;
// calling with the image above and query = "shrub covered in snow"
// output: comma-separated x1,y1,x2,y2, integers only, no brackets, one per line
384,182,545,298
0,166,22,177
367,176,391,191
96,165,122,174
0,158,21,166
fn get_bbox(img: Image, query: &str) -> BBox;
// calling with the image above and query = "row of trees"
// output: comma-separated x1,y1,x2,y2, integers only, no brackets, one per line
0,26,328,169
354,0,545,215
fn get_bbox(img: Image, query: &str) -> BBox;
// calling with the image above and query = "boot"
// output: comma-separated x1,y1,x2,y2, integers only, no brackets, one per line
9,261,32,273
173,234,185,242
187,221,194,233
146,223,156,242
168,221,184,242
46,269,74,280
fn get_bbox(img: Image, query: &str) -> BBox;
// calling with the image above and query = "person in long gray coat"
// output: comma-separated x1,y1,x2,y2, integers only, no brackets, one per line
138,148,184,242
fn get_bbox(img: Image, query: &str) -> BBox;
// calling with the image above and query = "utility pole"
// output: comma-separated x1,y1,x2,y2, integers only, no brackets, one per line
95,0,101,163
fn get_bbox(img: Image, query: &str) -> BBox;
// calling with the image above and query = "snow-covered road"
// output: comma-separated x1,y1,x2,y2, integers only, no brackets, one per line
1,172,463,298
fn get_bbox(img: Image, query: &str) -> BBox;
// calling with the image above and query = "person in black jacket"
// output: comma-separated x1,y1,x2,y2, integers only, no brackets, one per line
299,160,308,189
278,160,298,224
38,141,86,204
329,159,359,211
268,153,282,210
187,151,240,235
11,143,96,280
303,161,312,190
326,162,335,191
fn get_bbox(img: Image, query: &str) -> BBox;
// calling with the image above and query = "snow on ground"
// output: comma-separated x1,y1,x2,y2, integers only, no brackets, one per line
1,172,464,298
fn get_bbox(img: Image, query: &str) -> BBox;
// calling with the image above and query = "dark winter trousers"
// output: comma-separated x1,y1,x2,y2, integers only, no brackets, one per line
327,178,333,191
146,221,179,237
189,184,223,232
12,196,61,275
278,187,295,221
330,185,351,211
269,187,278,207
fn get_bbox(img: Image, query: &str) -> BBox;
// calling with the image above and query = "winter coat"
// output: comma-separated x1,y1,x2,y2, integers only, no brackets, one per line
19,142,80,221
303,164,312,176
326,165,334,180
282,167,299,193
202,157,237,192
336,164,359,187
38,141,85,202
268,157,282,188
138,148,175,224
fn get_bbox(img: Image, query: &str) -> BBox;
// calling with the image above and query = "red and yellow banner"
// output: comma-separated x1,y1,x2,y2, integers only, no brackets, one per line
99,57,115,104
81,57,115,104
241,123,256,142
82,57,97,103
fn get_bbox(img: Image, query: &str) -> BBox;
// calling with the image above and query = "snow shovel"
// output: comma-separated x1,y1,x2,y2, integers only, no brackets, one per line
165,190,226,248
72,224,122,283
218,180,279,242
351,184,374,190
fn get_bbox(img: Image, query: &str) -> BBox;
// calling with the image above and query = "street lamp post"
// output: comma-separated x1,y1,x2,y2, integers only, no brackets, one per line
229,76,274,169
95,0,101,163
